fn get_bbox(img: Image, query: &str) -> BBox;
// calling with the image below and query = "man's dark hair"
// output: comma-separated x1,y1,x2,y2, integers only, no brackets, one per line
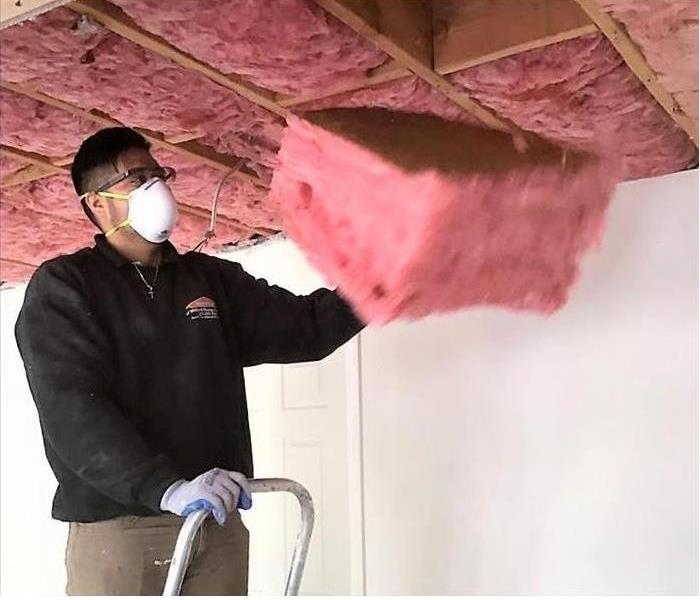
71,127,150,195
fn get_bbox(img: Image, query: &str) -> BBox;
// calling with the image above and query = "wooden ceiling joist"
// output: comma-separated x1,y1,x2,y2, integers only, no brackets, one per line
0,144,68,174
0,163,58,188
68,0,290,120
0,81,260,183
278,60,411,108
313,0,512,132
575,0,698,147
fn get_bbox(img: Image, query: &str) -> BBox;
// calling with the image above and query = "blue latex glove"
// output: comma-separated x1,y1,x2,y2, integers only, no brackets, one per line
160,468,252,526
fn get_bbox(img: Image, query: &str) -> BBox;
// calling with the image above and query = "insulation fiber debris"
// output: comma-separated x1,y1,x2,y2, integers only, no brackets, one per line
271,110,618,323
449,34,697,181
111,0,389,95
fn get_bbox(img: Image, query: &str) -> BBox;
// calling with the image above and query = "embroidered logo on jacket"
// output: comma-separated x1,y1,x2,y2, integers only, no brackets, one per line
185,296,219,320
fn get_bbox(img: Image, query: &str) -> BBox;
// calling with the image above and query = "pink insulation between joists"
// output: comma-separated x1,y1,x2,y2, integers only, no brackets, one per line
0,260,36,283
0,8,283,175
0,177,96,280
0,89,102,157
449,33,697,181
0,88,280,228
0,173,250,282
272,116,617,323
111,0,389,96
152,149,281,230
600,0,698,123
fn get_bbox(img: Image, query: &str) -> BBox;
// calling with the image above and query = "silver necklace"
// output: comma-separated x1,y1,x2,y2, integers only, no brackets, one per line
132,262,160,300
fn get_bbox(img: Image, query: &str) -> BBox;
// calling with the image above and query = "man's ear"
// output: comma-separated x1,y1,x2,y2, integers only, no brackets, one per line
84,192,103,211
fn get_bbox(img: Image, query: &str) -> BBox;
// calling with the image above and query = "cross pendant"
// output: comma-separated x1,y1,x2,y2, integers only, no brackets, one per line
148,289,155,300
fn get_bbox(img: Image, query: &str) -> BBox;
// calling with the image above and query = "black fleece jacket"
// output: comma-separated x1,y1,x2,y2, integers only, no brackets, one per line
15,235,363,522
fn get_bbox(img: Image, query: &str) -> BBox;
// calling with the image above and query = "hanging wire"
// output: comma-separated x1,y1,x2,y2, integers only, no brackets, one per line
193,158,247,252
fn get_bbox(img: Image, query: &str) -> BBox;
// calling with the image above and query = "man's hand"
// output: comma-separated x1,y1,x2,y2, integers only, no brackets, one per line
160,468,252,525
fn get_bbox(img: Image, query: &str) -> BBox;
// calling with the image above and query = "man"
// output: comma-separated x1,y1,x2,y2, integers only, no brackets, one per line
15,127,363,595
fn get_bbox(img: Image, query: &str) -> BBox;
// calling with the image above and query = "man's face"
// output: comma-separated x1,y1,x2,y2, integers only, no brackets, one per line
86,147,161,238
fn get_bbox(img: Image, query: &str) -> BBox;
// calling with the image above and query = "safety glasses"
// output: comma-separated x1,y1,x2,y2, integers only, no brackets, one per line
93,166,176,194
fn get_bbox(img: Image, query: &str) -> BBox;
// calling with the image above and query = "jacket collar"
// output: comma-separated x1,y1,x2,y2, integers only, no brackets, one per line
93,234,180,268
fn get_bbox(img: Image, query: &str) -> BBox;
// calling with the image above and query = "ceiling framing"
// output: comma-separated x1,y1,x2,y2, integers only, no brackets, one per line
0,0,696,280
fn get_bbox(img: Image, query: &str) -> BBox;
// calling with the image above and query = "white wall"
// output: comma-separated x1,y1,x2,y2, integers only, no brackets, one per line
1,284,68,595
360,169,699,594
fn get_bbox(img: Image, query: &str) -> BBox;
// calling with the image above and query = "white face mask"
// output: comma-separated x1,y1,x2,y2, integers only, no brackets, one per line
96,177,179,243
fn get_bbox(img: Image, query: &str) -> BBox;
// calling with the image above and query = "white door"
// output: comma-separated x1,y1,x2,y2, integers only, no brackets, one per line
226,241,364,595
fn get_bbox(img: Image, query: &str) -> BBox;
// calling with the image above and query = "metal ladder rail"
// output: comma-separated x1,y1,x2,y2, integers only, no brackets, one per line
162,477,314,596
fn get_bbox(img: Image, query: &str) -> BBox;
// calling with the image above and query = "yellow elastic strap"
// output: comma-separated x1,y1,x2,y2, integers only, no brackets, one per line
97,191,130,201
104,218,130,238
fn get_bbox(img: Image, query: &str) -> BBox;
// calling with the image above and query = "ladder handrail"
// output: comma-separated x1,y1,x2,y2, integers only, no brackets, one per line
162,477,314,596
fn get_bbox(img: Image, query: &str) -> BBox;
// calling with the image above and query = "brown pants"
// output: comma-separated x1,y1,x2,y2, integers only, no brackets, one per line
66,513,249,595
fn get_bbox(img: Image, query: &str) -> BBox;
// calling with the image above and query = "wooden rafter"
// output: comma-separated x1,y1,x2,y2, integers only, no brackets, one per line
1,81,260,183
164,132,204,145
278,60,411,108
0,144,67,174
68,0,290,120
575,0,698,147
0,144,272,235
0,0,71,29
313,0,512,132
0,163,57,188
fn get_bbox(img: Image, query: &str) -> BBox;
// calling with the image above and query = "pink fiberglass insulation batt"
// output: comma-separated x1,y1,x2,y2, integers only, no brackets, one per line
111,0,389,96
449,34,697,181
0,88,280,229
271,111,617,323
0,89,102,157
600,0,698,123
0,8,282,175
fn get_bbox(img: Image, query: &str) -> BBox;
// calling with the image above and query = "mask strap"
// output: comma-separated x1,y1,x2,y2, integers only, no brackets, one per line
98,191,130,201
105,218,130,238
